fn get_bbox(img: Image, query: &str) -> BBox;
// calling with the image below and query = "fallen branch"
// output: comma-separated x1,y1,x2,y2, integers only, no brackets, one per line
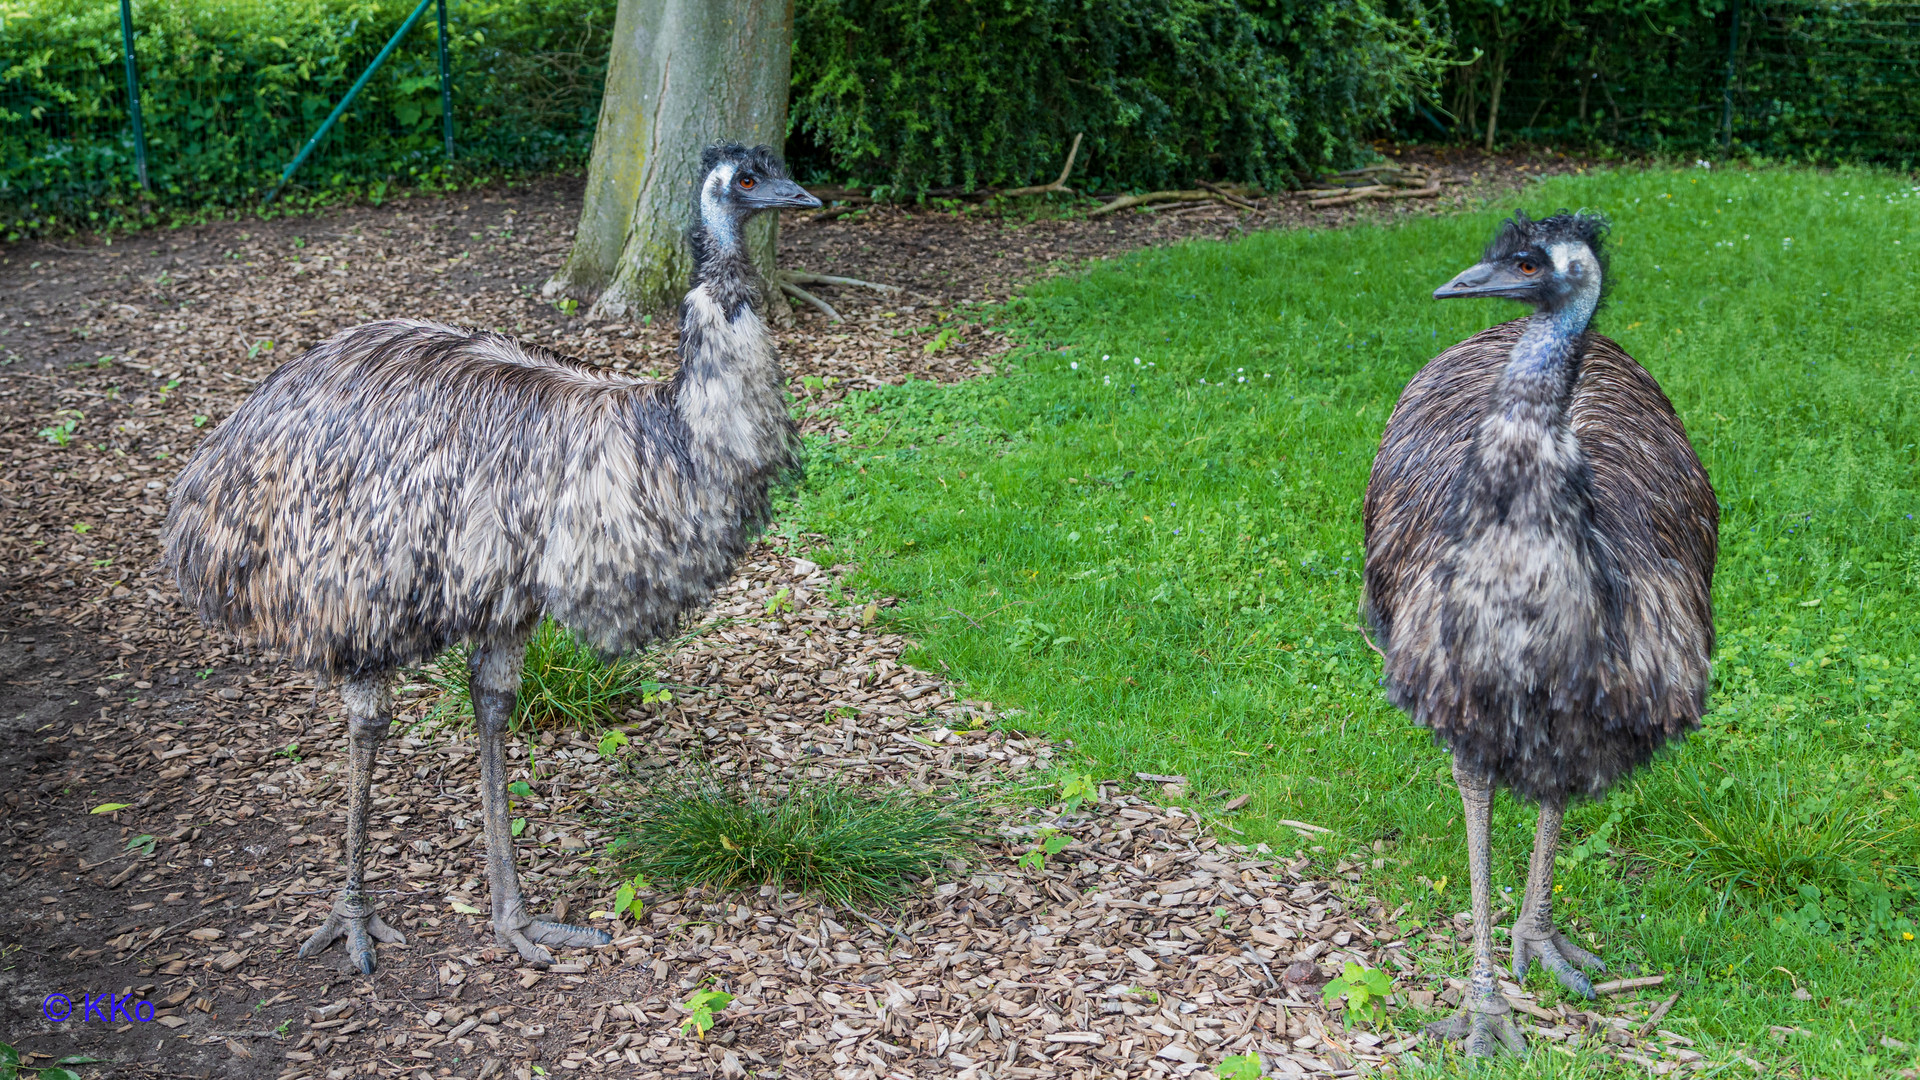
1308,179,1442,208
782,271,902,295
778,280,841,322
1000,133,1084,198
1195,179,1259,210
1089,190,1221,217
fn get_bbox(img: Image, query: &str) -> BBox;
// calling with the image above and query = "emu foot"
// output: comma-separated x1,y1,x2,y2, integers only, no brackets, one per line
1513,928,1604,998
1426,993,1527,1058
497,917,611,965
298,896,407,975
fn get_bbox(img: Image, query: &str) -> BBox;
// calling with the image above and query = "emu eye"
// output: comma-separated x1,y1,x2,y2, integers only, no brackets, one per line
738,176,757,190
1518,259,1539,275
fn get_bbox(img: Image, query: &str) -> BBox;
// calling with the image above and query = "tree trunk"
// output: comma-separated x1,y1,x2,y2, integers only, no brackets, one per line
543,0,795,322
1483,42,1507,152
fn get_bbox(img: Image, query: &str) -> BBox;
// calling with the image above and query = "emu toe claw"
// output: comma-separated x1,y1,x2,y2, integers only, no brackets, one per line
1513,929,1604,998
498,918,610,965
1426,995,1528,1058
298,898,406,974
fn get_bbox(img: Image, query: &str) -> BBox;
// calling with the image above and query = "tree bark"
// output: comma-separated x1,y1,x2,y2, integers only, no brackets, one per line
543,0,794,322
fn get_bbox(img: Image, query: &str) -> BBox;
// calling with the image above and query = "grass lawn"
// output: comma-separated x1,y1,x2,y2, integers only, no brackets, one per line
787,166,1920,1074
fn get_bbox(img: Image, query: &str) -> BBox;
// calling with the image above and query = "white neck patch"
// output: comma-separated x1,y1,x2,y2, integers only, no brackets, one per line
701,162,738,247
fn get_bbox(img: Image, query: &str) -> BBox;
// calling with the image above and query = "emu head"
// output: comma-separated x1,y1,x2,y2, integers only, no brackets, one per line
697,144,821,247
1434,210,1609,316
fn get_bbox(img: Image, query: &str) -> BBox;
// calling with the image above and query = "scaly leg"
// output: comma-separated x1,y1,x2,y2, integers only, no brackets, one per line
472,641,610,965
1512,794,1605,997
1425,758,1527,1057
299,677,408,974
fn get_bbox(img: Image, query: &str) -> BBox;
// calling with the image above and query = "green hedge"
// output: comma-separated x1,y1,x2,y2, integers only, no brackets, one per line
1,0,614,234
787,0,1452,193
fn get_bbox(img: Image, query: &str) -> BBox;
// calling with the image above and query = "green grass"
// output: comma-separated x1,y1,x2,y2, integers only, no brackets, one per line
787,165,1920,1074
426,617,671,732
606,779,973,907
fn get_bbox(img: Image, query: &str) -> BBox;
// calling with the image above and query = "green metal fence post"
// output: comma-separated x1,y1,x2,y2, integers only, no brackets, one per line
264,0,437,204
1721,0,1741,157
437,0,454,159
118,0,149,190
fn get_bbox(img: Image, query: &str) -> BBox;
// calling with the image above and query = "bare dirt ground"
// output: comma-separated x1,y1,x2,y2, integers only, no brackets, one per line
0,146,1708,1079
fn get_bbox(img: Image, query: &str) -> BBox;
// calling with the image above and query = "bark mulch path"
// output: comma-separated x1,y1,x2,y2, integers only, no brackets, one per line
0,147,1727,1079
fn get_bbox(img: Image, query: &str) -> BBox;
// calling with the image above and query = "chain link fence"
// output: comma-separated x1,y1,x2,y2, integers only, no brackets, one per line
1,0,613,233
1405,0,1920,167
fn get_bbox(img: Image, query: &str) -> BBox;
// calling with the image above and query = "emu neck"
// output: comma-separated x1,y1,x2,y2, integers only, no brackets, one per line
1460,292,1599,536
672,214,789,488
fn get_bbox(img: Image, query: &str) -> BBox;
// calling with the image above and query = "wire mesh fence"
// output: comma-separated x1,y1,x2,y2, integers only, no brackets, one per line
1403,0,1920,167
0,0,613,232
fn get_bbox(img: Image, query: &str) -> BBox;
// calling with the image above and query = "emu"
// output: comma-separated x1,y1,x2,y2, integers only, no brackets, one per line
163,144,821,972
1361,212,1716,1056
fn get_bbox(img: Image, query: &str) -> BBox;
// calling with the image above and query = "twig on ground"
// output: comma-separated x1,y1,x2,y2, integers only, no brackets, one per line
1636,991,1681,1036
1000,134,1084,199
782,271,902,295
1195,180,1259,210
1088,190,1222,218
779,280,841,322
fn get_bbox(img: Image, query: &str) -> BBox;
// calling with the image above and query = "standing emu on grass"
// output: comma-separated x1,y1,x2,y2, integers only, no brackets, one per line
163,144,821,972
1362,211,1717,1056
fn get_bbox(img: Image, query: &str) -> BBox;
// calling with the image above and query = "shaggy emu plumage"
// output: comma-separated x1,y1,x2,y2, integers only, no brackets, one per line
1362,211,1716,1056
164,143,820,972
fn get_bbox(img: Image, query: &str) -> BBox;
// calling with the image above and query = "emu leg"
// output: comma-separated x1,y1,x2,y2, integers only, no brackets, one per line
472,643,611,965
298,678,407,974
1512,795,1605,997
1425,758,1527,1057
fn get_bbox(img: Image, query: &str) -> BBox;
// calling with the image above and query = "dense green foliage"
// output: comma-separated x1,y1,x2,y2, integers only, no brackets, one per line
789,0,1451,193
790,166,1920,1074
1432,0,1920,165
0,0,613,235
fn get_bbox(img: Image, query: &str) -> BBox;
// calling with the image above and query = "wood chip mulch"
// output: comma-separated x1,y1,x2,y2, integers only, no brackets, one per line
0,147,1736,1080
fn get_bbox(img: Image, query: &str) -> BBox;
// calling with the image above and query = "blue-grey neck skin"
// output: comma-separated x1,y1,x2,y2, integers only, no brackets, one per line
1497,244,1603,410
687,164,760,321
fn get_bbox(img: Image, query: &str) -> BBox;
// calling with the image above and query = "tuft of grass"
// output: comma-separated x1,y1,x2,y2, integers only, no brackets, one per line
426,617,670,732
1636,765,1918,901
606,779,973,906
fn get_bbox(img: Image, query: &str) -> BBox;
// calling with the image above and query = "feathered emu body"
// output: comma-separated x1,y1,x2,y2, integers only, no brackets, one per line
164,144,820,972
1362,212,1716,1056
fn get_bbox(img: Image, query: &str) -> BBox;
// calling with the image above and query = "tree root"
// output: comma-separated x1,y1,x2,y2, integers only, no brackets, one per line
778,280,841,322
1000,133,1084,198
775,271,906,323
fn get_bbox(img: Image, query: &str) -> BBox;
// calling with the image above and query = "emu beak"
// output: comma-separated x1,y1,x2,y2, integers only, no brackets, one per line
746,179,822,211
1434,261,1533,300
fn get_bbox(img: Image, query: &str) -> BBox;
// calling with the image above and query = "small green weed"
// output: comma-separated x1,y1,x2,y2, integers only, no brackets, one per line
428,618,670,732
508,780,534,837
678,989,732,1038
607,779,971,906
0,1041,84,1080
1016,827,1071,870
37,409,81,446
1059,773,1096,812
126,834,156,855
1213,1055,1262,1080
1322,962,1392,1027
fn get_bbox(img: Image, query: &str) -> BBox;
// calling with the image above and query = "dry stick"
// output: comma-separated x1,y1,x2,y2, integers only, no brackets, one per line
1636,991,1682,1037
1195,179,1258,210
782,271,902,295
778,280,840,323
1000,133,1084,198
1309,180,1442,209
1088,190,1221,218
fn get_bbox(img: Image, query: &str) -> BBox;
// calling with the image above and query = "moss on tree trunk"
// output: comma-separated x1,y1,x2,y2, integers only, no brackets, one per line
544,0,794,322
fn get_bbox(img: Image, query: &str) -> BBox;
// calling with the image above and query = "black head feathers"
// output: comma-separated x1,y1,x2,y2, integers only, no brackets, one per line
1485,210,1609,270
700,142,789,180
